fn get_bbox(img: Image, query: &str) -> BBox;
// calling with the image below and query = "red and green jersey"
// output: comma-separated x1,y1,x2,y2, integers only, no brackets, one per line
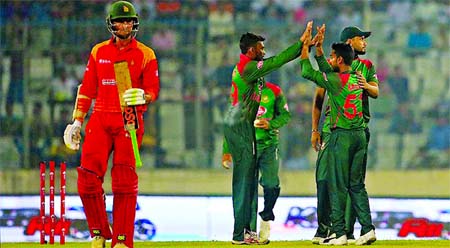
315,55,378,132
301,58,364,130
222,41,303,154
255,82,291,149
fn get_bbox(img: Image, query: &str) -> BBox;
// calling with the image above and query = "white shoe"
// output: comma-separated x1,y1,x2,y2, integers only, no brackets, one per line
91,236,106,248
347,238,356,245
320,233,336,245
312,236,325,244
322,235,347,245
356,229,376,245
259,220,270,244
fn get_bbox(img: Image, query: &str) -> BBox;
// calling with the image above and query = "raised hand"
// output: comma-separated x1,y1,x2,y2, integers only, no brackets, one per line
300,20,314,45
312,24,326,47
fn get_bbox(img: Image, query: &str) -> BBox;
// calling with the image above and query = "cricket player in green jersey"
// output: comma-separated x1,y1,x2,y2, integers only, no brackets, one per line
222,22,312,245
252,82,291,244
301,26,376,246
310,25,379,244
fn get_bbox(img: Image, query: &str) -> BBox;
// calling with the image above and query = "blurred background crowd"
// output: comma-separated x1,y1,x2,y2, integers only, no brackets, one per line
0,0,448,171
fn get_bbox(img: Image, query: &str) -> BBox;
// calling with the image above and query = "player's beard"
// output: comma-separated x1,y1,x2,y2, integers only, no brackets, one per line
355,49,366,55
116,32,132,40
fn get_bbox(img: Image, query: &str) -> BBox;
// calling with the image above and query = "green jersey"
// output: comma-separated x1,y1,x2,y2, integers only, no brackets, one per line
301,58,364,130
223,41,302,154
255,82,291,149
315,55,379,132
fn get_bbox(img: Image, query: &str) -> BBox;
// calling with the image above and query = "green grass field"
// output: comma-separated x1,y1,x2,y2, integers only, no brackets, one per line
1,240,449,248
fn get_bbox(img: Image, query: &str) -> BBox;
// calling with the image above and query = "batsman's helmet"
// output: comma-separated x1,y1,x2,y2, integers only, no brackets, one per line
106,1,139,38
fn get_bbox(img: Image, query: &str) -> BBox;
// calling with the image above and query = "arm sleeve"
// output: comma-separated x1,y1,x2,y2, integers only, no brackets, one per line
222,136,230,154
73,53,97,122
142,52,160,103
269,91,291,129
314,55,333,73
300,58,340,94
242,41,303,82
367,64,379,85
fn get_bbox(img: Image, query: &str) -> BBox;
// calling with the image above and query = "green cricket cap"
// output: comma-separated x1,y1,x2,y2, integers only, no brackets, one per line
340,26,371,42
109,1,138,20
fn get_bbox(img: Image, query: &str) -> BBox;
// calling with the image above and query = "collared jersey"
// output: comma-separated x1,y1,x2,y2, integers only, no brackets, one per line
315,55,378,132
225,41,302,124
301,58,364,130
255,82,291,148
79,37,160,113
222,41,303,154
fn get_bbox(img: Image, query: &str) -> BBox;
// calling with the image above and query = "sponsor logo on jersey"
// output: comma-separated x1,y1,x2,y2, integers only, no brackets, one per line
102,79,116,85
257,106,267,117
99,59,111,64
284,103,289,111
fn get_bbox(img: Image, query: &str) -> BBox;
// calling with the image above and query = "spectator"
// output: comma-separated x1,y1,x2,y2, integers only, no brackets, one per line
410,103,450,169
29,102,52,167
208,1,234,39
151,25,177,55
406,18,432,70
387,65,409,105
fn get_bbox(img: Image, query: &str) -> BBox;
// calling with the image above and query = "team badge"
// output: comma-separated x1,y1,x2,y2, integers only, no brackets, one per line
261,95,269,103
123,6,129,12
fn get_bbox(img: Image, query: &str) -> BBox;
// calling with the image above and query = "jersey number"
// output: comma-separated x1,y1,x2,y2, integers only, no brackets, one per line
343,94,361,119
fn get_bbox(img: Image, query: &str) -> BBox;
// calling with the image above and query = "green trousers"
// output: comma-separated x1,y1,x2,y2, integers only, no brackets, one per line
251,144,281,224
314,132,331,237
224,121,259,241
328,128,374,237
346,128,371,236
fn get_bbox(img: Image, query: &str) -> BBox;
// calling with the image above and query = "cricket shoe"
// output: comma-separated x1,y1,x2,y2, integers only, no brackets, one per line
245,230,259,244
312,236,325,245
355,229,376,245
319,233,336,245
231,230,259,245
321,234,347,245
258,220,270,245
231,240,248,245
91,236,106,248
113,243,129,248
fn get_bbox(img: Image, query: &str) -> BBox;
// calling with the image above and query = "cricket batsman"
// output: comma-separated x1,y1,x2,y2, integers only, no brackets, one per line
222,22,312,244
63,1,159,248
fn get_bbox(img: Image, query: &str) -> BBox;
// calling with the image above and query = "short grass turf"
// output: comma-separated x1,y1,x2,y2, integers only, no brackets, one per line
1,240,449,247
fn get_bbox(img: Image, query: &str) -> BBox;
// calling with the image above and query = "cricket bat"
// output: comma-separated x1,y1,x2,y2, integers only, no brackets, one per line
114,61,143,168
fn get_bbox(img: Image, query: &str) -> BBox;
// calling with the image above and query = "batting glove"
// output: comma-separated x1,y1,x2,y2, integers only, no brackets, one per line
123,88,146,106
222,153,233,169
63,120,82,150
